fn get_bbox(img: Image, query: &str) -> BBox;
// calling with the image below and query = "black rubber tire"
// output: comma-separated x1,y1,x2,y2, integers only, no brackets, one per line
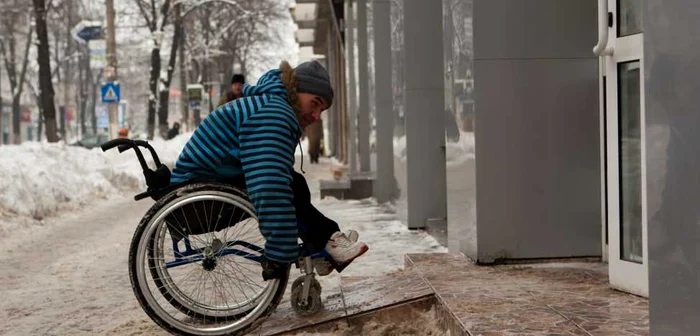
291,285,323,316
145,183,253,321
129,182,290,336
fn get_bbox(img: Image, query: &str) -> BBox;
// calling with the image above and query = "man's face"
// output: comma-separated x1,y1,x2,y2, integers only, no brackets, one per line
231,82,243,96
296,92,328,128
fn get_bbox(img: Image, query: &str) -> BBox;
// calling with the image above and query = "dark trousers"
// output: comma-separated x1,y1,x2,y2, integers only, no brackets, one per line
288,171,341,252
228,171,339,253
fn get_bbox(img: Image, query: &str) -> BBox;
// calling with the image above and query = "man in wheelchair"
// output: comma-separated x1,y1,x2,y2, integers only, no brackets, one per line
170,60,369,280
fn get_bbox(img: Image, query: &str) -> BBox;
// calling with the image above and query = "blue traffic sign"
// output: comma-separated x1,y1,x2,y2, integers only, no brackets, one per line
72,21,103,43
101,82,120,103
78,26,102,41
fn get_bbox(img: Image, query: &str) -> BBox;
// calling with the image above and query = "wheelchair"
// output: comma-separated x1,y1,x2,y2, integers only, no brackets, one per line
101,139,343,336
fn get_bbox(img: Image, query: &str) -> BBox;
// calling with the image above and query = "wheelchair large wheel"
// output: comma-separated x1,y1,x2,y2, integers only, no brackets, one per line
129,182,289,336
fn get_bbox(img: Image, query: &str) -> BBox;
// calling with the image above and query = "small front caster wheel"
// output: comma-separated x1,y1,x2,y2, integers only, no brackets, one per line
291,283,323,316
291,276,322,295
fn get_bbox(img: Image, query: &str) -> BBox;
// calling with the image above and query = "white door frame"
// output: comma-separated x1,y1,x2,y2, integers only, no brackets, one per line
599,57,608,263
603,0,648,297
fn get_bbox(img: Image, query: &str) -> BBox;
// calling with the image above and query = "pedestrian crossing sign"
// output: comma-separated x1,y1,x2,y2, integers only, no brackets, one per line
101,82,121,103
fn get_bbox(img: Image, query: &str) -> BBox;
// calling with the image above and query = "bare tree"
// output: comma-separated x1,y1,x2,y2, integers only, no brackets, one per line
77,46,90,137
134,0,173,140
33,0,60,142
156,3,183,138
184,0,288,95
47,0,80,140
123,0,292,137
24,69,43,140
0,2,34,144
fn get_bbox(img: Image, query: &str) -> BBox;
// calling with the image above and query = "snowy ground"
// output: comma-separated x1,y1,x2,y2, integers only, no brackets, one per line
393,131,475,166
292,158,447,293
0,137,445,335
0,133,191,237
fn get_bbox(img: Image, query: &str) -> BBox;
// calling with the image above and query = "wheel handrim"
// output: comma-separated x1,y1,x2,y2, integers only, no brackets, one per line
136,191,280,335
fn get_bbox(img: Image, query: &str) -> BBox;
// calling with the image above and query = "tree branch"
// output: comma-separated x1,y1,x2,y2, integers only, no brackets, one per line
163,6,182,86
0,41,12,89
135,0,155,30
150,0,157,26
158,0,172,30
4,29,18,90
16,25,34,99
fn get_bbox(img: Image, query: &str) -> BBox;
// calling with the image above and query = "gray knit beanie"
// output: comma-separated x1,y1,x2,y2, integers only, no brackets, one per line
294,61,334,107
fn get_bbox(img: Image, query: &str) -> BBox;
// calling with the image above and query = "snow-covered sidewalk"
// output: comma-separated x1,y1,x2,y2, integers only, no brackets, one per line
0,134,191,237
0,139,446,335
0,133,445,269
294,158,447,290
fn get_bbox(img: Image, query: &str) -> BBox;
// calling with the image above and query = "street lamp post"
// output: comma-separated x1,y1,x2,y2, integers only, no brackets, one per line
105,0,119,139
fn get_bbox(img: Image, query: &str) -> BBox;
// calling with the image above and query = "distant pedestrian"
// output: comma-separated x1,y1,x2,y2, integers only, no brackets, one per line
218,74,246,107
306,118,323,164
167,122,180,140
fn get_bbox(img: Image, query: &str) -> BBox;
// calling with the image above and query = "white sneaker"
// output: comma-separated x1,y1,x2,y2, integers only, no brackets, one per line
314,230,363,276
346,230,359,243
325,231,368,265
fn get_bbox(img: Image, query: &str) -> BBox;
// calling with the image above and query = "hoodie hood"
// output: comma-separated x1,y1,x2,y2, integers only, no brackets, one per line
242,69,288,99
241,68,306,172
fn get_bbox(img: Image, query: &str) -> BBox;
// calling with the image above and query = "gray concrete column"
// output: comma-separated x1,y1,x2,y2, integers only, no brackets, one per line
345,0,358,173
372,0,395,203
403,0,447,230
645,1,700,333
357,0,371,172
326,28,336,156
472,0,598,262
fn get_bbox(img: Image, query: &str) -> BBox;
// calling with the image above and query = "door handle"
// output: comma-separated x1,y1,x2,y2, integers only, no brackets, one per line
593,0,614,56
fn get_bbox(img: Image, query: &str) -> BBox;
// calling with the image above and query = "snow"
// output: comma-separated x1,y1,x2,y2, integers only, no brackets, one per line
1,131,445,274
393,131,475,166
315,198,446,278
444,131,475,165
294,307,441,336
294,135,309,158
289,159,447,292
0,142,447,335
0,133,191,231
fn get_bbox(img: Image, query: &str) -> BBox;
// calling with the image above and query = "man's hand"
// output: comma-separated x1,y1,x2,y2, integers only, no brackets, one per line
260,257,288,281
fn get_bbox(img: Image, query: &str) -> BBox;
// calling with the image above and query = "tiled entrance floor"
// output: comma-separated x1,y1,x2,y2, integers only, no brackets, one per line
406,253,649,336
251,253,648,335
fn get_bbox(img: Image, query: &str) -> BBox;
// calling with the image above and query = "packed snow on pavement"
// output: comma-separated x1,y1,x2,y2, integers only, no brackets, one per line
0,134,446,335
393,131,475,166
0,133,192,237
0,131,445,272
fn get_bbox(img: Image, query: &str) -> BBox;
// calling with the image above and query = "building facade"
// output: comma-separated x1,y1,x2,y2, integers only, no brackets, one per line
293,0,700,333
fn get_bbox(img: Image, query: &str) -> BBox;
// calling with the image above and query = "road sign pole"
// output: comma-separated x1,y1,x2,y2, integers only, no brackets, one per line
105,0,119,139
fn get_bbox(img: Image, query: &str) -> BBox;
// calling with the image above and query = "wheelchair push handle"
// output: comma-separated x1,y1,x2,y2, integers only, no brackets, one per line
100,138,131,152
118,144,131,153
100,138,164,171
134,140,163,167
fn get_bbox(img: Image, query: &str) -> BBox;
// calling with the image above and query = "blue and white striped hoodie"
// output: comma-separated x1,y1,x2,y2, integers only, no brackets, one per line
171,69,302,263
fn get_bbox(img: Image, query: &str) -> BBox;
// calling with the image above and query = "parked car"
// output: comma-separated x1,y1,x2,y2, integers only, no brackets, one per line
70,134,110,149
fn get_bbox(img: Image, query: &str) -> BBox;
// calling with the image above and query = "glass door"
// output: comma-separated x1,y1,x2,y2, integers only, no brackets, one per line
604,0,647,297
